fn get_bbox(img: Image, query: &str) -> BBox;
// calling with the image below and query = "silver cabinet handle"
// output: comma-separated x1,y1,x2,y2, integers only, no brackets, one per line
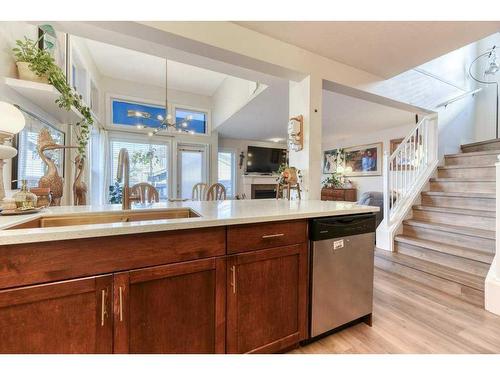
230,266,236,294
119,286,124,322
101,290,107,327
262,233,285,239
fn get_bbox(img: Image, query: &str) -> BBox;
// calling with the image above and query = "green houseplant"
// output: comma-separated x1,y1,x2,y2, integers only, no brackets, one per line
12,36,93,159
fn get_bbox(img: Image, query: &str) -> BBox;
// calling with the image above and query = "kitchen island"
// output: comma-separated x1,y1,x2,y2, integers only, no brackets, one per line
0,199,378,354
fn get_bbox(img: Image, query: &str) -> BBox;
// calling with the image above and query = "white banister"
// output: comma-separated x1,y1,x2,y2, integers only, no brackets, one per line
376,114,439,251
485,155,500,316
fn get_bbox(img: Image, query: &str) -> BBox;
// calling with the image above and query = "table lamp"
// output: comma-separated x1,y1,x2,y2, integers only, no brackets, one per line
0,102,26,201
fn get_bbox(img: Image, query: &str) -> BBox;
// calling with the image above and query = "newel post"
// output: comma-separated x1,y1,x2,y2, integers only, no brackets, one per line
485,154,500,315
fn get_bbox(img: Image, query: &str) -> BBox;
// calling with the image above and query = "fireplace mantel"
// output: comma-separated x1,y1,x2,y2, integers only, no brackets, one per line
241,174,278,198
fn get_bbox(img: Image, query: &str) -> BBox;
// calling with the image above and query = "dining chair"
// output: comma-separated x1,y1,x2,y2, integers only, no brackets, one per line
130,182,160,203
192,182,209,201
206,183,226,201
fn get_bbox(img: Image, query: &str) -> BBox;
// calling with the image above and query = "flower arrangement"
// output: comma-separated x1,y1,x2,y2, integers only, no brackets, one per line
322,173,343,188
12,36,93,159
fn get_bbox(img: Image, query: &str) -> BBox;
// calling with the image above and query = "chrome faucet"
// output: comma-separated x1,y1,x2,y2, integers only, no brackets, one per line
117,148,140,210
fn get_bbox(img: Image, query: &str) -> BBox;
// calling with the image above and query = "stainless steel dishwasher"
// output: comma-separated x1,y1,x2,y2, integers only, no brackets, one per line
309,213,376,339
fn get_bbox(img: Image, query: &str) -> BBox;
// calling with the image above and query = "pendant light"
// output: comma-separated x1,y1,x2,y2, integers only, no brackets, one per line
148,59,194,136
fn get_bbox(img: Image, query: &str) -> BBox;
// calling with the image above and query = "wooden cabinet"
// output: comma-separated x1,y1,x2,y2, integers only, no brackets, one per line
226,244,308,354
321,187,357,202
113,258,226,354
0,220,309,354
0,275,113,354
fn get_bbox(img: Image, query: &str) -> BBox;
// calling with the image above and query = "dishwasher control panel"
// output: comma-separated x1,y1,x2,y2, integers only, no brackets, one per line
310,213,376,241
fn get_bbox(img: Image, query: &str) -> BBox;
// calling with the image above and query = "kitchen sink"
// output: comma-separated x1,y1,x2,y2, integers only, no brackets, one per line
6,208,200,230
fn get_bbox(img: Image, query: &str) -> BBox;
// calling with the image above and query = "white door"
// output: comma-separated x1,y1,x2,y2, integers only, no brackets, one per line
177,145,207,199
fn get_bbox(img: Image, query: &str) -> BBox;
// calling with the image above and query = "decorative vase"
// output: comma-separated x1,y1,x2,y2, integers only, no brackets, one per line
12,180,37,210
16,62,49,84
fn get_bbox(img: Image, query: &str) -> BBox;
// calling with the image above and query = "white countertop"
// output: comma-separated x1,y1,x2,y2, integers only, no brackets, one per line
0,199,379,245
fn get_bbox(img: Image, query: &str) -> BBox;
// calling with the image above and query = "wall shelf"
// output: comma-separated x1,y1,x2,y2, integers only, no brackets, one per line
4,77,82,124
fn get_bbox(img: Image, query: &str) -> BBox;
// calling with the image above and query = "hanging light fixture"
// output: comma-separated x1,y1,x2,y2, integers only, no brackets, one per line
469,45,499,138
128,59,194,136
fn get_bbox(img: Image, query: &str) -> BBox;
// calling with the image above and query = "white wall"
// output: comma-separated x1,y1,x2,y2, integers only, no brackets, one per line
473,33,500,142
102,76,212,112
218,137,286,196
212,76,266,128
322,122,415,199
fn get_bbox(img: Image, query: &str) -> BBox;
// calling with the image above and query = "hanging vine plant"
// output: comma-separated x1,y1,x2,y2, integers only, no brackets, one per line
12,36,93,159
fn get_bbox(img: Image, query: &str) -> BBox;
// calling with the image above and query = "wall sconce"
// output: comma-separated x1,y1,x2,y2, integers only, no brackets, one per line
288,115,303,152
239,151,245,169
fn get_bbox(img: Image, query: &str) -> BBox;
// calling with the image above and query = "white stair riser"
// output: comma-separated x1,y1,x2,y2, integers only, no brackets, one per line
395,242,490,277
445,154,498,166
430,181,495,193
421,195,495,211
374,256,484,307
437,167,495,178
403,224,495,253
412,210,495,230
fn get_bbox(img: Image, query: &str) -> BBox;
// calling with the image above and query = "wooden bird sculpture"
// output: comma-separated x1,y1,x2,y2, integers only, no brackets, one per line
37,128,76,206
73,154,87,205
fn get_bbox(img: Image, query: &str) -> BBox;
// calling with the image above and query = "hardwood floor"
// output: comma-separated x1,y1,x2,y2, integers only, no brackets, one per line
292,267,500,354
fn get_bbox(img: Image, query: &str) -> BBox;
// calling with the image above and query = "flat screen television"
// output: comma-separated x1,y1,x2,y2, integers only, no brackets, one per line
246,146,287,174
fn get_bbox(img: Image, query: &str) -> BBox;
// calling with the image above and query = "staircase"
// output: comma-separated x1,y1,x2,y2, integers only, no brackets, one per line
376,138,499,308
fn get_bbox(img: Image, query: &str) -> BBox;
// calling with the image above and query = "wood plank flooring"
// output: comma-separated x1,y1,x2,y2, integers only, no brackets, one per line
291,267,500,354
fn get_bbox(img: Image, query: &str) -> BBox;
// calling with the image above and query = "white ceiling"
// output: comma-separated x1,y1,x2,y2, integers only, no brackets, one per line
322,90,415,139
235,22,500,78
217,84,414,142
79,37,228,96
216,81,289,141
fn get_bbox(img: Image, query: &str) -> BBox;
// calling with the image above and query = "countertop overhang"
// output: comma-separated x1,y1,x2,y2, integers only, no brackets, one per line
0,199,379,245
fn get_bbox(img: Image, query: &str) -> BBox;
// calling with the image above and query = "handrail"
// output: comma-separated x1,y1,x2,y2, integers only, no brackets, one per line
435,88,482,109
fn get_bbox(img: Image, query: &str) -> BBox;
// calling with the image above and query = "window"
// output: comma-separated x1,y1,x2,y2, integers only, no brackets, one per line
110,139,169,200
70,52,88,103
89,79,99,115
218,151,235,198
177,145,207,199
12,110,65,189
175,108,208,134
111,99,166,128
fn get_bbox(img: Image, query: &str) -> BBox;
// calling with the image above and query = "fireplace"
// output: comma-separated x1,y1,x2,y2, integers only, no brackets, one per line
251,184,277,199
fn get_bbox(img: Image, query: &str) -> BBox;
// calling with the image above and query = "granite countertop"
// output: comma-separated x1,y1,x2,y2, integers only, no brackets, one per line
0,199,379,245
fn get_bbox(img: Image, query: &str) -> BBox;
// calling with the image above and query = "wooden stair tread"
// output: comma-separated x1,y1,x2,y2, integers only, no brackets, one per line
461,138,500,151
374,249,485,291
438,164,495,169
429,177,495,182
395,235,494,263
445,149,500,158
403,219,495,240
421,191,495,199
412,205,496,218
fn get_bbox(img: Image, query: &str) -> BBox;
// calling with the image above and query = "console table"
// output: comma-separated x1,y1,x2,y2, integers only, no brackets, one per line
321,187,357,202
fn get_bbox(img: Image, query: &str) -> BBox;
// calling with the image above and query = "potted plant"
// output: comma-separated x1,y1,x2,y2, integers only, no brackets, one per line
12,36,93,160
12,37,50,83
322,173,343,189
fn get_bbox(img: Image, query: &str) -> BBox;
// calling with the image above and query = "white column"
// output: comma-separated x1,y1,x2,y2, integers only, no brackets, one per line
485,156,500,315
288,75,322,200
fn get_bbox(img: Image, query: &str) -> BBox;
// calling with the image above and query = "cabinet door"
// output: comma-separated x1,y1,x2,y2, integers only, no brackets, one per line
227,244,308,354
0,275,113,353
113,258,225,354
